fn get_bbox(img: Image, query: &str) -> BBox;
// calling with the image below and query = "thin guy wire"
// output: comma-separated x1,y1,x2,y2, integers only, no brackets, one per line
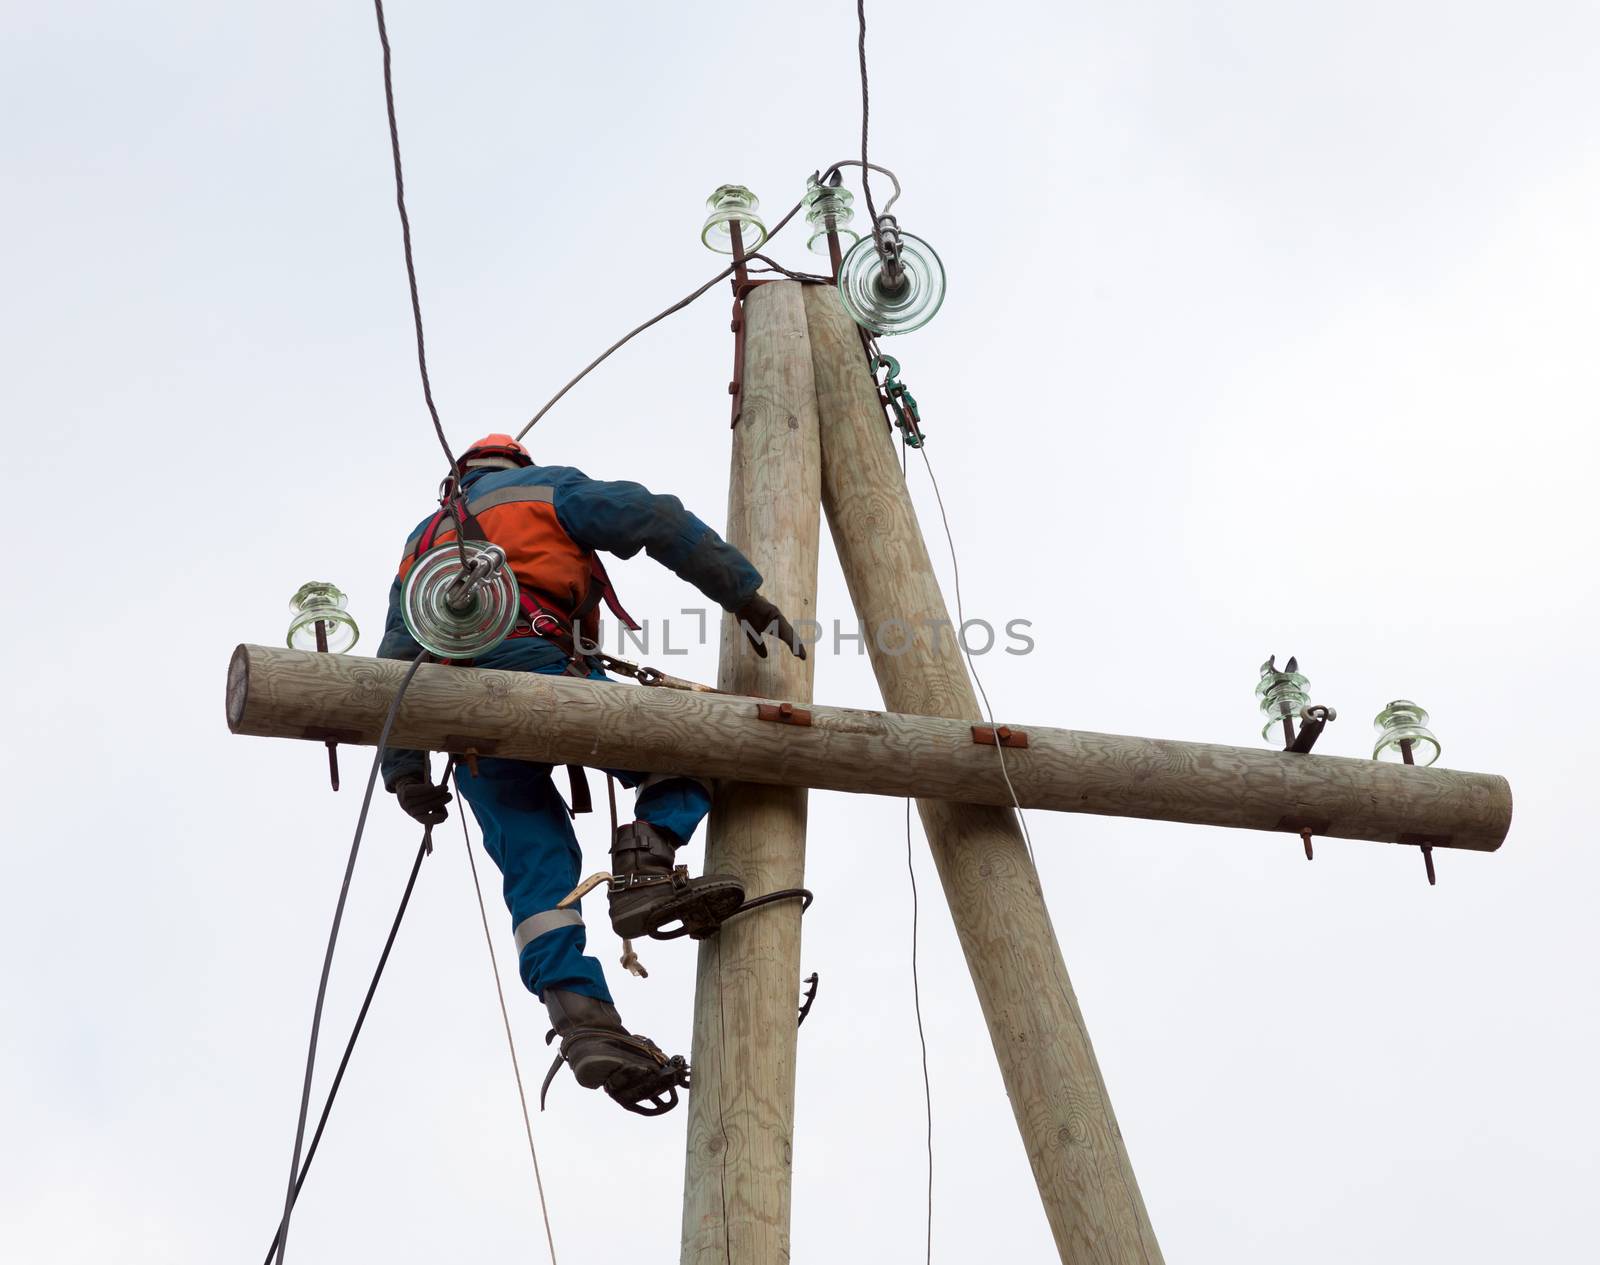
272,650,427,1265
372,0,463,482
260,832,430,1265
911,425,1161,1265
514,196,806,440
902,431,934,1265
455,771,559,1264
914,443,1039,867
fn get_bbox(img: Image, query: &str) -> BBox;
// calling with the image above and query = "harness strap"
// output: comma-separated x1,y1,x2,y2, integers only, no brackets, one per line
412,493,489,563
584,553,641,631
566,766,593,816
415,485,638,638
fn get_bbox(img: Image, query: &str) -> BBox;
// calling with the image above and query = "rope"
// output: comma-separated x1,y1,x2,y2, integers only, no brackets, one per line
259,832,430,1265
270,650,428,1265
454,770,559,1264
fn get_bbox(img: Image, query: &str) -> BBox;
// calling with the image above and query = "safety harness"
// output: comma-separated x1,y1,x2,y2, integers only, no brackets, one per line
409,488,642,658
414,485,639,817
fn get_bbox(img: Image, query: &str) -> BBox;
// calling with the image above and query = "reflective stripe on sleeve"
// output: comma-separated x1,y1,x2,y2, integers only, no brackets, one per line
512,907,584,954
402,485,555,556
468,485,556,514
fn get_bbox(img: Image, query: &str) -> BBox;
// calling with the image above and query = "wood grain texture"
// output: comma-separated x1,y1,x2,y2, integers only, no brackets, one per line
226,645,1511,851
682,282,821,1265
804,282,1164,1264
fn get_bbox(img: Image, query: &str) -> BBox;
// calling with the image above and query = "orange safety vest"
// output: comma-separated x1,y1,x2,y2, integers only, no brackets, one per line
399,482,639,652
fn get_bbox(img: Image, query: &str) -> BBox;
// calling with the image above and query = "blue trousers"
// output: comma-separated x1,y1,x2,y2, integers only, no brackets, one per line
451,641,711,1004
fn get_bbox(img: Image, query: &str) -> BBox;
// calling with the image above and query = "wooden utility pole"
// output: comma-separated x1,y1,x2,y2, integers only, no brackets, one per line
806,284,1159,1262
226,287,1516,1265
226,646,1511,852
681,281,822,1262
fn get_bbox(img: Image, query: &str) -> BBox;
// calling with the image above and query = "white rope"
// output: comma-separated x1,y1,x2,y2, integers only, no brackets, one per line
454,772,559,1264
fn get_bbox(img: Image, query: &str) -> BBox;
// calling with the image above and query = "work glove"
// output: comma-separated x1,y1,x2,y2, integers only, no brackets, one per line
394,774,452,826
735,594,807,660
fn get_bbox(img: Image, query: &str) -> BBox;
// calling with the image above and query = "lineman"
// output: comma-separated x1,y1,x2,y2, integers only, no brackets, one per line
379,434,805,1114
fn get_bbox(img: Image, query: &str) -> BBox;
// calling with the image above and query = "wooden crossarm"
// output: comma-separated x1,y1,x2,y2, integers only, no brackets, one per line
227,644,1511,853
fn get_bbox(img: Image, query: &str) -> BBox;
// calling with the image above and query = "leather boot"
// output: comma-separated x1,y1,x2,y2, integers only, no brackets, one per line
607,821,745,940
542,988,688,1116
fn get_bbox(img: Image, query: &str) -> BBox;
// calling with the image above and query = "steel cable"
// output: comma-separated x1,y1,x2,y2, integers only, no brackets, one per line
270,650,428,1265
513,196,807,440
856,0,879,230
260,830,430,1265
514,264,733,441
372,0,463,483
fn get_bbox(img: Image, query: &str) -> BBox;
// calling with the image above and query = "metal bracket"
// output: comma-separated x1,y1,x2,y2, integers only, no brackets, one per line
973,724,1028,748
313,618,341,792
301,725,364,745
756,702,812,727
1286,704,1337,754
444,736,501,775
729,295,745,427
1275,816,1331,838
728,278,777,428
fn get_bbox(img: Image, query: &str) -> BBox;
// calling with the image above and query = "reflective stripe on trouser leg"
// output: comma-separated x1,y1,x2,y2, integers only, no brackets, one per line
454,754,613,1004
634,774,713,845
513,907,584,954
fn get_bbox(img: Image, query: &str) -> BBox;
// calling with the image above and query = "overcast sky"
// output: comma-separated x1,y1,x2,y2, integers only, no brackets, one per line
3,1,1597,1261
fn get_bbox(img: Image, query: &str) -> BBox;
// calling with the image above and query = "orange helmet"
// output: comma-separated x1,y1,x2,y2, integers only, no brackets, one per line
457,433,532,474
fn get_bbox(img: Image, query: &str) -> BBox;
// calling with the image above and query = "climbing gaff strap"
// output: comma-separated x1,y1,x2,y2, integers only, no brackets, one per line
646,886,815,942
555,868,648,979
537,1028,691,1117
871,353,925,448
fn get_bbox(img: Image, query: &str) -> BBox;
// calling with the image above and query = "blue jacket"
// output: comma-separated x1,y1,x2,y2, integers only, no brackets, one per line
377,462,762,788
